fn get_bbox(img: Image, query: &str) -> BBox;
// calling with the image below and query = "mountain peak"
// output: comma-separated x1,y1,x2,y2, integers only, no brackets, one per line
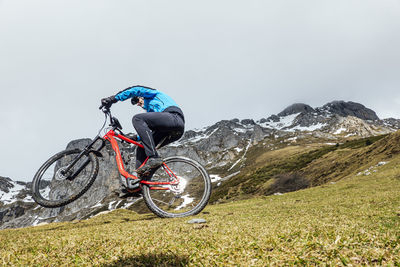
276,101,379,121
277,103,315,117
319,100,379,121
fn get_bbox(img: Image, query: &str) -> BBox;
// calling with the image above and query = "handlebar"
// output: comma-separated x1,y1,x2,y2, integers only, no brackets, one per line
100,106,111,116
100,107,123,130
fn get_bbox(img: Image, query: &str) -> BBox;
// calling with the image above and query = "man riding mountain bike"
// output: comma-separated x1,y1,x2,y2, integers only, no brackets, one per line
100,85,185,188
32,85,210,216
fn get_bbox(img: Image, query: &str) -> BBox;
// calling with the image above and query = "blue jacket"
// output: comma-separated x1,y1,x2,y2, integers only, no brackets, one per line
115,86,179,113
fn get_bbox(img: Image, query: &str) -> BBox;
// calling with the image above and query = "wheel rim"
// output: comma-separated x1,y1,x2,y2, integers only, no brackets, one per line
145,158,209,216
35,150,95,204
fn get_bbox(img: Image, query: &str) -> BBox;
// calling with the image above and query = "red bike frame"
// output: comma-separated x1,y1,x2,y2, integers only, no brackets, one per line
103,129,179,190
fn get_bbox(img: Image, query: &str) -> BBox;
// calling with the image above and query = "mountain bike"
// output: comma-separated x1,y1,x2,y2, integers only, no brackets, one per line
31,107,211,218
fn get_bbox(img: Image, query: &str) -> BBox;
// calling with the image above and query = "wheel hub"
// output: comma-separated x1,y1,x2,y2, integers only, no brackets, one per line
170,176,187,194
55,167,70,181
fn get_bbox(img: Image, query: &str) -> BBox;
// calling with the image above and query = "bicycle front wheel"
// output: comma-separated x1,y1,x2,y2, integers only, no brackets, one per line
31,149,99,208
142,156,211,218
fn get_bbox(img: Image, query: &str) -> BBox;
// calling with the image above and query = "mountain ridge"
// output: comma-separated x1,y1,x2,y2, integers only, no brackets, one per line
275,100,379,121
1,100,400,229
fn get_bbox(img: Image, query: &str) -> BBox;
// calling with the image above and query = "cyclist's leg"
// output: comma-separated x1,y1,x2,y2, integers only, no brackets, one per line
136,129,182,166
132,112,184,158
133,112,184,177
151,112,184,148
132,113,162,158
135,130,177,171
135,146,147,169
153,129,184,148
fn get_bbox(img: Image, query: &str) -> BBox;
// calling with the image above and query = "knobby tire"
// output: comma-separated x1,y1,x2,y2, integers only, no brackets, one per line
32,149,99,208
142,156,211,218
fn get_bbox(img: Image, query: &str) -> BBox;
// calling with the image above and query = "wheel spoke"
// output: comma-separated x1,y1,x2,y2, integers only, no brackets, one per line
152,198,172,206
143,157,211,218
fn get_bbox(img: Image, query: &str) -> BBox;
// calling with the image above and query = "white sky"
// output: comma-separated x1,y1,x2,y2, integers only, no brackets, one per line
1,0,400,181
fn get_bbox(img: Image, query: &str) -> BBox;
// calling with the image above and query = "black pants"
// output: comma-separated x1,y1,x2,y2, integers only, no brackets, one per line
132,110,184,169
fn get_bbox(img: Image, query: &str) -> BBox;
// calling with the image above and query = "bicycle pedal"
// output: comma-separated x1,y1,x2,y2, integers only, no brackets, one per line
126,178,140,189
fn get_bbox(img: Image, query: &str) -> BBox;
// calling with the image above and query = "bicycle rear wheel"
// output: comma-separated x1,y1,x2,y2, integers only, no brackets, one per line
142,156,211,218
31,149,99,208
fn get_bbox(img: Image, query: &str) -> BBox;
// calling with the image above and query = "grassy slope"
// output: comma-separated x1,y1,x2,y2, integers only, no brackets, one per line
1,156,400,265
211,134,389,202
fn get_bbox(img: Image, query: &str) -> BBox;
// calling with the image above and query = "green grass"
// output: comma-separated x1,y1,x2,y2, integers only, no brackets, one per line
339,134,388,149
1,157,400,266
210,134,391,202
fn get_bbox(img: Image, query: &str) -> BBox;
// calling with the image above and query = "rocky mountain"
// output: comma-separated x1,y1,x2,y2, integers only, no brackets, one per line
2,100,400,229
165,100,398,169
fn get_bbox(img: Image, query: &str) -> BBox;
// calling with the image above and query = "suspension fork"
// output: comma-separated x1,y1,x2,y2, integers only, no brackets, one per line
63,136,105,179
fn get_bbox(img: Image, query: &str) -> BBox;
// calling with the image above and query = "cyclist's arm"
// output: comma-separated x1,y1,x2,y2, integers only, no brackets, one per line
115,86,157,101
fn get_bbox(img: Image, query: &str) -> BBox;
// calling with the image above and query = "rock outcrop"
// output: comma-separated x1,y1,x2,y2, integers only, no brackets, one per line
0,139,146,229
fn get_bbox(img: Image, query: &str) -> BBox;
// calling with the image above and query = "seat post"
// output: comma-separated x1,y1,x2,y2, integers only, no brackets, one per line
156,136,168,149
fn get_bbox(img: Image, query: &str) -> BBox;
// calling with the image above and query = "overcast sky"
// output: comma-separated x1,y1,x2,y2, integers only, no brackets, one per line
1,0,400,181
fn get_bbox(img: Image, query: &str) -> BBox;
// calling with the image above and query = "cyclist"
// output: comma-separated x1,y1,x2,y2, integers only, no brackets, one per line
100,85,185,182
